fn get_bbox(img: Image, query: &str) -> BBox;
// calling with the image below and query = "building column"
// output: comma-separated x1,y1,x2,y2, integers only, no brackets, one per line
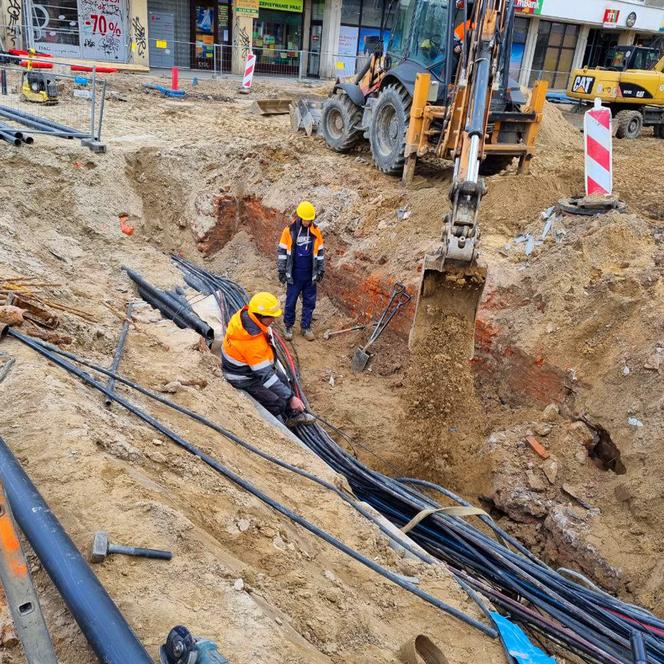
519,16,539,87
1,0,24,50
618,29,636,46
571,24,590,71
319,0,341,79
301,0,312,77
129,0,150,67
231,1,254,75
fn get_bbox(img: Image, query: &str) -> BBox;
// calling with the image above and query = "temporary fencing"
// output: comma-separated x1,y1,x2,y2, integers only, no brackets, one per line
0,52,107,149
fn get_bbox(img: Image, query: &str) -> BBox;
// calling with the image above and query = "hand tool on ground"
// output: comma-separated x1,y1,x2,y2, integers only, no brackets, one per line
0,481,57,664
323,324,366,340
160,625,230,664
90,531,173,563
352,282,411,372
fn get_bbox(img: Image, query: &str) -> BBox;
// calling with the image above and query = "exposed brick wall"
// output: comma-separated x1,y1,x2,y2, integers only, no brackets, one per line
202,195,568,406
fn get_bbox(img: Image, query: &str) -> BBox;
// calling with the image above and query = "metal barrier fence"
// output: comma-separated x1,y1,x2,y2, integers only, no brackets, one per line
0,53,106,150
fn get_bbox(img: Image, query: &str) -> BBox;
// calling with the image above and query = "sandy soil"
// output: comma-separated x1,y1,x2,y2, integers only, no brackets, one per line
1,68,664,662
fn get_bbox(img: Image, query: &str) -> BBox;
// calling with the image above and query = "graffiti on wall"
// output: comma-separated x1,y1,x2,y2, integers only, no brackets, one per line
6,0,22,47
234,24,250,59
131,15,145,58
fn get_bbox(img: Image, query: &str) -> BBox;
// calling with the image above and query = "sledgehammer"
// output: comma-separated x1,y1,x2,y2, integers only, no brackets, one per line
90,531,173,564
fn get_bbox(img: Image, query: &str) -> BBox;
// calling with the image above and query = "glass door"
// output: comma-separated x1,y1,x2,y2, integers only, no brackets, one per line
308,21,322,76
191,0,217,69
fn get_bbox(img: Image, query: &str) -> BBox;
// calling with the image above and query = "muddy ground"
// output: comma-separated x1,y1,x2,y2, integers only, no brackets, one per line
0,70,663,662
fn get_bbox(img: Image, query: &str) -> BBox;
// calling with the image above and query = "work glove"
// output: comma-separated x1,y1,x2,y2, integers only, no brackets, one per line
289,395,306,413
278,272,287,284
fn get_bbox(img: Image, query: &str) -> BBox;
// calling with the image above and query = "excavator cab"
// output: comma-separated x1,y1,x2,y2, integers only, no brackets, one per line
605,46,660,72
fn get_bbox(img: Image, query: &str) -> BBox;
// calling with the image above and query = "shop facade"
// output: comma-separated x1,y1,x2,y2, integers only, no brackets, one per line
515,0,664,90
0,0,149,65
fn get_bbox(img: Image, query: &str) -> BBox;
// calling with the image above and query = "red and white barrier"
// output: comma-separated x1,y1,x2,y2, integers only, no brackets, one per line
240,52,256,92
584,98,613,197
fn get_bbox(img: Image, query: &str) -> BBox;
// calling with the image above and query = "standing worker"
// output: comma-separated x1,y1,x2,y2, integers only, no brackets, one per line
222,292,315,427
277,201,325,341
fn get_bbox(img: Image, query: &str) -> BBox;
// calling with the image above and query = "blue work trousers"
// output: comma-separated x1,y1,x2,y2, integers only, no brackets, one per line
284,273,317,330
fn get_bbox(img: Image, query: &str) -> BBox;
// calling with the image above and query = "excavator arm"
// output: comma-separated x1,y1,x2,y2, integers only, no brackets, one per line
410,0,513,355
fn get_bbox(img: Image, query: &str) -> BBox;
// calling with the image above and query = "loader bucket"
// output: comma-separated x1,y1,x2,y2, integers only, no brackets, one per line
409,258,487,359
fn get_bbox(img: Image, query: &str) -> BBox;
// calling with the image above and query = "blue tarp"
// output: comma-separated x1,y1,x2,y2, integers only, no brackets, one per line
491,612,557,664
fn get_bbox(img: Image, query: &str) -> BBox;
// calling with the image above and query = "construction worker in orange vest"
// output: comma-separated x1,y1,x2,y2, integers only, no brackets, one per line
222,291,315,427
278,201,325,342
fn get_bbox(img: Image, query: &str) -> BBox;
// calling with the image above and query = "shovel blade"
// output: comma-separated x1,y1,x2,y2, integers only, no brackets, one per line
409,258,487,359
352,347,371,372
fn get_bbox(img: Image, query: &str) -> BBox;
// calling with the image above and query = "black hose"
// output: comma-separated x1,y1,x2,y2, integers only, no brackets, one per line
5,328,497,639
0,436,153,664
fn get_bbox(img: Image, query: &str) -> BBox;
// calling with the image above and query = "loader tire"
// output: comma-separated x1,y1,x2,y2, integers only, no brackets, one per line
615,110,643,139
321,94,363,153
479,155,515,176
654,124,664,139
369,84,411,175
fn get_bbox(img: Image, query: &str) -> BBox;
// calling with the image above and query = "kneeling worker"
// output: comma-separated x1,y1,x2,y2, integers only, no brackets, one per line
222,292,315,427
278,200,325,341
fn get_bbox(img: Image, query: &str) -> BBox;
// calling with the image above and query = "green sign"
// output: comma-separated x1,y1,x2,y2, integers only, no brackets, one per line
259,0,303,12
515,0,542,14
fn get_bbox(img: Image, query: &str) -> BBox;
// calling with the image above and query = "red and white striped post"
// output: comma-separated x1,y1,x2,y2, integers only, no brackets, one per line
584,98,613,197
239,52,256,94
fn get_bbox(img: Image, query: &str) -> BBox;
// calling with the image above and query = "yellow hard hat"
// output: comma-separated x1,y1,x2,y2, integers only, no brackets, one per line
248,292,282,318
296,200,316,221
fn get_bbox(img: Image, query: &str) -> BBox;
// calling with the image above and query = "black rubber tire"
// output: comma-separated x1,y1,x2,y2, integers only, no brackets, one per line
320,94,363,153
368,84,411,175
478,155,515,176
615,110,643,139
654,124,664,139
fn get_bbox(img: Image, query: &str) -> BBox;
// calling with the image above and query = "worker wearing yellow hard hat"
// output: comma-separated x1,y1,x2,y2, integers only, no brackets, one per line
277,201,325,341
222,292,314,426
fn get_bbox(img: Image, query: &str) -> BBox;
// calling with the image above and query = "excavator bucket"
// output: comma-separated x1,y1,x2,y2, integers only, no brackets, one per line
289,98,323,136
409,256,487,359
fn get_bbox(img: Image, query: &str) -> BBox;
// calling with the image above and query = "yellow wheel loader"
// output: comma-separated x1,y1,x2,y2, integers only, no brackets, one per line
568,45,664,139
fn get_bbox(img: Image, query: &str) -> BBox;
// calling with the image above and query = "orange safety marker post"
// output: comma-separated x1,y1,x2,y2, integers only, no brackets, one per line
0,481,57,663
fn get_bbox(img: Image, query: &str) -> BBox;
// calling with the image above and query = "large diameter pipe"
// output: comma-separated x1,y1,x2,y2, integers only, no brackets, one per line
124,268,214,342
0,108,78,138
0,104,87,137
0,129,21,146
0,436,153,664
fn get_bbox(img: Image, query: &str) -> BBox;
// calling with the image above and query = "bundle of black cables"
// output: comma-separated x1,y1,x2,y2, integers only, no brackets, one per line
160,257,663,664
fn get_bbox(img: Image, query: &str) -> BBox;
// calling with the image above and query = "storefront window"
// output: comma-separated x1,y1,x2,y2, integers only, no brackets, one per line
341,0,361,26
254,8,302,71
530,20,578,89
509,16,529,78
361,0,383,27
311,0,325,22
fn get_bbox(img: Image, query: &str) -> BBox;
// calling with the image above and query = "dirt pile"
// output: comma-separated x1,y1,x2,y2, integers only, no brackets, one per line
0,75,508,664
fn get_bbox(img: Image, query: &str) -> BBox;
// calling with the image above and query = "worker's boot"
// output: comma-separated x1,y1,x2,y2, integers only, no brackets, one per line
302,328,315,341
283,326,293,341
285,412,316,427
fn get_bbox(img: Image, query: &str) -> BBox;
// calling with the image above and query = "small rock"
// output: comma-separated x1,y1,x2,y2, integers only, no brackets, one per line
0,620,18,647
152,438,164,446
627,416,644,428
237,518,250,532
542,459,559,484
534,422,553,437
614,483,633,503
0,305,25,327
542,403,559,422
272,535,287,551
623,366,631,376
233,578,244,592
569,421,595,448
644,354,661,372
323,570,336,582
526,469,546,492
574,448,587,464
147,450,166,464
161,381,183,394
275,617,283,625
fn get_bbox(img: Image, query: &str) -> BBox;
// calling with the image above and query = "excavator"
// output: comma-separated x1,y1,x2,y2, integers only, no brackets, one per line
292,0,547,352
568,45,664,139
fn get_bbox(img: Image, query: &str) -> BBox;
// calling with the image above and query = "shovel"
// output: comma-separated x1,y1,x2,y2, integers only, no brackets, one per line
352,282,411,372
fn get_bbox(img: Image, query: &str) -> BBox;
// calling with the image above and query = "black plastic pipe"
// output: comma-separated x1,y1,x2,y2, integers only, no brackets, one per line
104,304,131,407
5,328,497,639
0,104,86,137
0,128,20,146
124,268,214,342
0,108,78,138
0,436,152,664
